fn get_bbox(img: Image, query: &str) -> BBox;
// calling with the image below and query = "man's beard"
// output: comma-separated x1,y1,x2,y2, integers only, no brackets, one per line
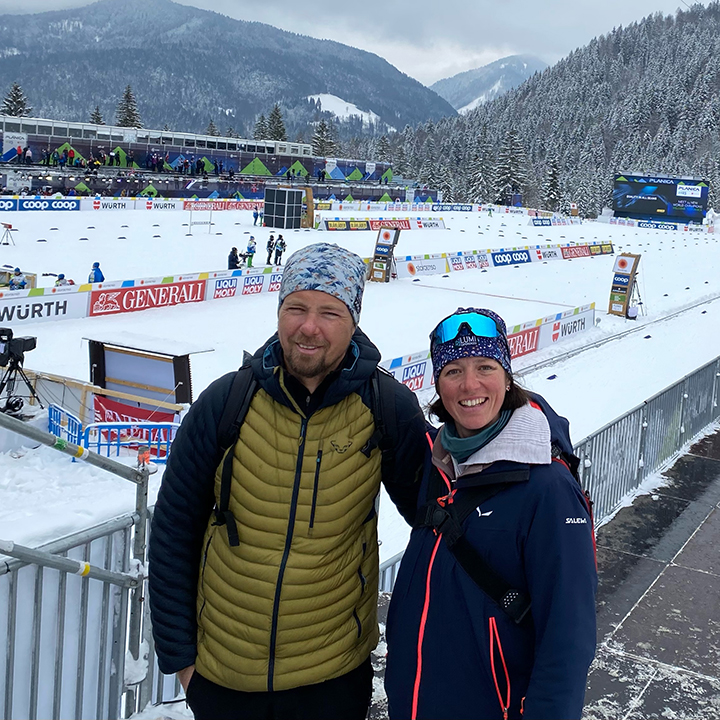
284,337,336,383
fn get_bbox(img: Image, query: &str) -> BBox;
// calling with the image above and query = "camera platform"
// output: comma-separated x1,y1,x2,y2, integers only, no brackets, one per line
0,328,44,416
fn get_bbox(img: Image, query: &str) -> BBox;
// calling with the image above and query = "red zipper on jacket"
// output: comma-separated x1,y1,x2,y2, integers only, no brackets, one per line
411,432,454,720
489,616,511,720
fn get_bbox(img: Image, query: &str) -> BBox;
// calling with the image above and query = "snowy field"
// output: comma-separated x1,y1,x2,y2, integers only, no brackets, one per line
0,205,719,561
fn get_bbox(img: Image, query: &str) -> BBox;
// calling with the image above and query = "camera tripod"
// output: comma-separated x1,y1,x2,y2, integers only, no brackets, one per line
0,358,45,416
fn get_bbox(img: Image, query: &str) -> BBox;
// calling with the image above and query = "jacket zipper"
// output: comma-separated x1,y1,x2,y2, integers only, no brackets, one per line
267,417,308,692
489,616,511,720
309,447,323,529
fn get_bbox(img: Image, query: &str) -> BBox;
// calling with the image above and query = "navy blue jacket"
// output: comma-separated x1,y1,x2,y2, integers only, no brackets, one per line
148,328,426,676
385,396,597,720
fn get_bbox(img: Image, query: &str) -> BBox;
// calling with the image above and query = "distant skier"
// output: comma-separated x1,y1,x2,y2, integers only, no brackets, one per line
266,234,275,265
487,206,493,217
88,262,105,284
246,236,257,268
8,268,27,291
274,235,286,266
253,208,259,226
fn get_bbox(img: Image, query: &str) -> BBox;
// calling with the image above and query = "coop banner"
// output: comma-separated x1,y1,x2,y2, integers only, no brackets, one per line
18,198,80,212
380,305,595,393
394,255,450,278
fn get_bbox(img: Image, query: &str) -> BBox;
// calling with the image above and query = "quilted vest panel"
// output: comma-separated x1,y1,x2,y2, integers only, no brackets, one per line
195,386,381,692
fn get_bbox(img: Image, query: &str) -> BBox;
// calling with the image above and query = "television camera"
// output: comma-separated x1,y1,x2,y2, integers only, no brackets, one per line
0,328,44,415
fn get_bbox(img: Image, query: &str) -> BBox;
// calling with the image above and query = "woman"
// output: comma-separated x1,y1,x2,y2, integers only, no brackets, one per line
384,307,597,720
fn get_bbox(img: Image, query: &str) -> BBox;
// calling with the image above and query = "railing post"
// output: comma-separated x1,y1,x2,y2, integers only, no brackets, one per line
678,378,688,448
124,463,150,717
635,404,649,487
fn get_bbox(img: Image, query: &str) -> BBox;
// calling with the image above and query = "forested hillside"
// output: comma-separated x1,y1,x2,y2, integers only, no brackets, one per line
378,4,720,215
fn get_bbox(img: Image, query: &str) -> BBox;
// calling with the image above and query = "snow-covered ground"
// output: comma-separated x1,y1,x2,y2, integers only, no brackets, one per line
307,93,389,129
1,206,719,561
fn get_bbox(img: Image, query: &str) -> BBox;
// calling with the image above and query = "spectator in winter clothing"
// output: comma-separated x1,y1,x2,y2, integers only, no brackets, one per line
266,234,275,265
246,236,256,268
253,208,259,225
8,268,27,290
384,307,597,720
148,242,426,720
274,234,286,265
88,262,105,284
54,273,70,286
228,247,241,270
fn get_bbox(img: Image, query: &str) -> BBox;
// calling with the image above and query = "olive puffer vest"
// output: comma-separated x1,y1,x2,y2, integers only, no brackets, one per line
194,381,381,692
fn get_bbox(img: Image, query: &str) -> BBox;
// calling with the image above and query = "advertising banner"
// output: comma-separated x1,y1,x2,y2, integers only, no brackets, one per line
94,394,176,425
18,198,80,212
413,218,446,229
143,198,183,211
532,218,553,226
447,252,491,272
82,197,135,211
431,203,473,212
533,247,562,261
0,198,18,211
2,132,26,162
394,255,449,278
638,220,677,231
560,245,591,259
0,289,89,324
89,279,206,316
491,249,533,267
368,219,412,230
182,199,262,211
205,268,284,300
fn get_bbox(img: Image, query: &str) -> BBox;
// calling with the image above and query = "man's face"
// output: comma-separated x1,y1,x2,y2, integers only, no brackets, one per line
278,290,355,390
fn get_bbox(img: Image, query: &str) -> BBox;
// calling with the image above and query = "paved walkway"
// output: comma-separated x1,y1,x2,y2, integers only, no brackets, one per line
369,428,720,720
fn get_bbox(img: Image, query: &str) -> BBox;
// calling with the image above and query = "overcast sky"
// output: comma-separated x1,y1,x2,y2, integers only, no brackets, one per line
0,0,705,85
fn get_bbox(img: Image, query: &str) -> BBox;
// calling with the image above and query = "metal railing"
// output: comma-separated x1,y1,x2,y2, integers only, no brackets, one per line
47,404,82,445
0,412,150,720
380,355,720,591
83,422,180,464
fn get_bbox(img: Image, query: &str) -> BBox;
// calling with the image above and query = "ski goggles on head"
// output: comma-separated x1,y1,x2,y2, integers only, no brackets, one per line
430,311,503,346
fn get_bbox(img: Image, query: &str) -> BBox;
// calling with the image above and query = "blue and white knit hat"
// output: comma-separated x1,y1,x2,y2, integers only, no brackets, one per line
278,243,366,323
430,308,512,382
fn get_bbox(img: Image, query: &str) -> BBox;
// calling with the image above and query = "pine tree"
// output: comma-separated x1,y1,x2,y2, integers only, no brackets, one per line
311,120,337,156
541,157,561,211
375,135,391,162
267,104,287,141
493,130,529,205
253,114,268,140
162,123,170,131
226,126,239,138
115,85,142,128
89,105,105,125
205,119,220,136
1,82,32,117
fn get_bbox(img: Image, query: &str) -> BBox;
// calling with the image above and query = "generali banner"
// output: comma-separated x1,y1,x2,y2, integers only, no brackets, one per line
380,304,596,393
89,279,206,316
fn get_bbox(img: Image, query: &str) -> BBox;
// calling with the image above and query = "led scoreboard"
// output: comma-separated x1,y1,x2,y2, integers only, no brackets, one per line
612,174,709,222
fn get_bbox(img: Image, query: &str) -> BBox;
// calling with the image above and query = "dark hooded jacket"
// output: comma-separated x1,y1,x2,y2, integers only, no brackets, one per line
384,394,597,720
149,328,425,692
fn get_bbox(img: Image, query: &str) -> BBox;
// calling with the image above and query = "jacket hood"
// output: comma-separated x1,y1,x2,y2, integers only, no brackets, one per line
528,391,575,455
249,327,381,411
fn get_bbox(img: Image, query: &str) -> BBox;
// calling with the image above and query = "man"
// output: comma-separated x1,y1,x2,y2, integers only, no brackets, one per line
266,233,275,265
246,235,256,268
228,246,241,270
8,268,27,291
149,243,426,719
274,234,286,265
88,261,104,284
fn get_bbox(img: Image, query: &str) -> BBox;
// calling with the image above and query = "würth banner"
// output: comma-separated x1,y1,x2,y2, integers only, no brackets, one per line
89,280,206,316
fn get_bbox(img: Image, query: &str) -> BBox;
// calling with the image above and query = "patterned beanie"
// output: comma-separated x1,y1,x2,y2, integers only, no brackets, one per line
278,242,366,323
430,308,513,382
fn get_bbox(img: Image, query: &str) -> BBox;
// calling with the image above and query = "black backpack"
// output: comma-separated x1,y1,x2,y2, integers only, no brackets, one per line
212,363,399,547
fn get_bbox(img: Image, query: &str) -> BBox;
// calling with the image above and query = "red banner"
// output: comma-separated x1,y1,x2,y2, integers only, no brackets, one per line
561,245,591,259
90,280,206,316
507,327,540,358
368,219,411,230
93,394,176,425
182,200,263,211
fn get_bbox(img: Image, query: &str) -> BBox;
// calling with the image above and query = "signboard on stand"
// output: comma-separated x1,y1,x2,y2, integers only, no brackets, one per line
369,227,400,283
607,253,641,317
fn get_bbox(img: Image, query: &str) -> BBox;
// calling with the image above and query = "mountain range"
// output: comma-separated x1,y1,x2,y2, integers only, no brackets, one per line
431,54,547,113
0,0,456,136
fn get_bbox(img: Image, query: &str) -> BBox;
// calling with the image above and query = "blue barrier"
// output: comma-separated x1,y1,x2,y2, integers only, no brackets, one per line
82,422,179,463
48,403,83,445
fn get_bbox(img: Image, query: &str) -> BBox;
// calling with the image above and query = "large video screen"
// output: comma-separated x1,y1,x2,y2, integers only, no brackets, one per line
612,174,709,221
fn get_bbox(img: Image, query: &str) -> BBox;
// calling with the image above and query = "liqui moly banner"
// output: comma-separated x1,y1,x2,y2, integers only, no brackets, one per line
204,268,284,301
380,305,595,393
89,279,206,316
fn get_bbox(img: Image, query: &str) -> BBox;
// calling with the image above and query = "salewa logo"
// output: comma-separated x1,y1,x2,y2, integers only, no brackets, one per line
331,440,352,454
476,508,493,517
566,517,588,524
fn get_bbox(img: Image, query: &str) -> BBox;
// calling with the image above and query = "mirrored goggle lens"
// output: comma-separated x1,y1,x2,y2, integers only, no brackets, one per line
431,313,500,344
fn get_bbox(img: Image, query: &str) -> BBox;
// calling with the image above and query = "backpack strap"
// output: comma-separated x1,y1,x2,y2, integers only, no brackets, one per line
212,365,258,547
360,368,397,484
415,468,532,625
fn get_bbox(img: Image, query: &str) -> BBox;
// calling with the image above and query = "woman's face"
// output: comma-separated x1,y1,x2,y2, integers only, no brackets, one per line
437,356,508,438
